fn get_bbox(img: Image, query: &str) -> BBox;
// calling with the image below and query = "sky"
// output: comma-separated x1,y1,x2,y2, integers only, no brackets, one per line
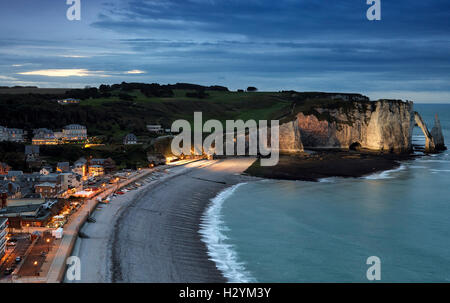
0,0,449,102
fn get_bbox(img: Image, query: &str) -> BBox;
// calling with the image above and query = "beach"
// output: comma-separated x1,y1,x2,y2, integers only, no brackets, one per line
69,158,256,283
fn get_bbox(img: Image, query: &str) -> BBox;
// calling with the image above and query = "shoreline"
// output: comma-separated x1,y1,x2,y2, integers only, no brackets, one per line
245,151,417,182
70,153,425,283
70,158,257,283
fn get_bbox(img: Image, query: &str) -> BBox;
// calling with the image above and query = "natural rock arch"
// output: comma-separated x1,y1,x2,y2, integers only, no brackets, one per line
414,112,446,153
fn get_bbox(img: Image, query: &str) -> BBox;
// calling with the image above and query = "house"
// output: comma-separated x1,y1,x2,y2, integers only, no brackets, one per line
0,163,11,175
34,182,59,198
90,158,115,173
73,157,87,177
60,173,83,190
25,145,40,161
6,171,23,182
56,162,70,173
57,98,80,105
0,127,24,142
6,128,24,142
0,218,7,257
0,182,22,199
88,165,104,177
0,126,8,141
123,133,138,145
147,125,163,133
62,124,87,141
32,128,58,145
0,199,61,228
40,166,53,175
60,173,82,191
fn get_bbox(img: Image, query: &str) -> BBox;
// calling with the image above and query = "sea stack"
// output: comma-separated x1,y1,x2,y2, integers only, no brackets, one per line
431,114,447,151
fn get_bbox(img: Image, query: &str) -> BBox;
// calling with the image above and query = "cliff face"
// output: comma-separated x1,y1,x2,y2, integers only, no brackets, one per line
293,100,415,153
278,120,304,153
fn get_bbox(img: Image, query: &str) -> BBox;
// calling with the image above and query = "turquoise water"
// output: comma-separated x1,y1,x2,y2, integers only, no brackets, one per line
203,104,450,282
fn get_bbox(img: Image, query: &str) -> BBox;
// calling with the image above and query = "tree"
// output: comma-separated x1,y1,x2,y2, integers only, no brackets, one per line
247,86,258,92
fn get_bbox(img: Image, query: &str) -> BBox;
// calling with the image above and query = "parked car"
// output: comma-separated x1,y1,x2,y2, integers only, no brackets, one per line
15,256,22,263
3,268,13,275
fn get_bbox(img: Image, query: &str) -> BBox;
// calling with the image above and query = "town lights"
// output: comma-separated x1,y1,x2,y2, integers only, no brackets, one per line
33,261,38,266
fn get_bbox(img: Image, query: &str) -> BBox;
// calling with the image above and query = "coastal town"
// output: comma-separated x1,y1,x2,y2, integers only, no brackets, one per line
0,121,185,282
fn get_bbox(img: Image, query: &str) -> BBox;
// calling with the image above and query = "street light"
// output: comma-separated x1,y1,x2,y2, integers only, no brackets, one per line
46,238,51,252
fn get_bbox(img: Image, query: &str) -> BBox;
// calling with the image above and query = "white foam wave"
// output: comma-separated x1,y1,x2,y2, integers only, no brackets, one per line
318,177,338,183
199,183,256,283
416,159,450,163
363,165,406,180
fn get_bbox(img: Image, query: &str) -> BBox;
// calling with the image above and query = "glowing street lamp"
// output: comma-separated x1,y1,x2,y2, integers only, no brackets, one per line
46,238,51,252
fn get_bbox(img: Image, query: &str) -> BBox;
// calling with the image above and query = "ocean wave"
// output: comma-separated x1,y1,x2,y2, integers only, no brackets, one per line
318,177,338,183
362,165,406,180
199,183,256,283
430,169,450,173
416,159,450,163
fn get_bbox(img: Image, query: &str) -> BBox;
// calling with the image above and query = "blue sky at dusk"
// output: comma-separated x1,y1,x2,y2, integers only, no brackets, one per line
0,0,449,102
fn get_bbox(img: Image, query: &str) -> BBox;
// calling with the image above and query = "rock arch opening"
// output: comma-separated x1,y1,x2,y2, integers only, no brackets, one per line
349,142,362,151
413,112,446,153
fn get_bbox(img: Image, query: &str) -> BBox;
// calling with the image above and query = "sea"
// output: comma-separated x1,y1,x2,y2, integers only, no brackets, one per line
200,104,450,282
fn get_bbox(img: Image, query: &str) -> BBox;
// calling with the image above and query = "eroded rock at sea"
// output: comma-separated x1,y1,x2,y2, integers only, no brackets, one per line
431,114,446,151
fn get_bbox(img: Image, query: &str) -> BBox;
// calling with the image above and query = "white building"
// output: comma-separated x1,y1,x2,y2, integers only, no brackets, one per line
0,126,8,141
147,125,163,133
73,157,87,177
0,126,24,142
123,133,138,145
7,128,24,142
0,218,8,257
60,173,82,191
63,124,87,141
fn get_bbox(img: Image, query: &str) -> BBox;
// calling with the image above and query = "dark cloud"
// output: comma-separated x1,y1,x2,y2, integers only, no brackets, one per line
0,0,449,101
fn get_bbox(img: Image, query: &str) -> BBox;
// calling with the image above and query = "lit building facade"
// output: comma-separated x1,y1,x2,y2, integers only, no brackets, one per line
63,124,87,141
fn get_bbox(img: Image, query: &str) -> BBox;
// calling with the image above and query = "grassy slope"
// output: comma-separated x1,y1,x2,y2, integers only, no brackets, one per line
83,89,293,123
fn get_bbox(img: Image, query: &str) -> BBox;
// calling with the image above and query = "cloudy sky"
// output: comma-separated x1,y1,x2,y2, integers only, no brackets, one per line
0,0,449,102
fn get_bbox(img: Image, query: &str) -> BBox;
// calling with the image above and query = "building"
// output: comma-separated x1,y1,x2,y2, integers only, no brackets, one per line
62,124,87,141
40,166,53,175
147,125,163,133
0,126,24,142
0,182,22,199
60,173,82,192
6,128,24,142
25,145,40,162
73,157,87,177
32,128,58,145
6,171,23,182
0,162,11,175
90,158,116,173
56,162,70,173
0,126,8,141
34,182,59,198
57,98,80,105
0,218,7,257
123,133,138,145
0,199,61,228
88,165,104,177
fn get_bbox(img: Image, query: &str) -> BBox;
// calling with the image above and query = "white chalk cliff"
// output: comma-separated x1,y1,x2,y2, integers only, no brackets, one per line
279,99,445,154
